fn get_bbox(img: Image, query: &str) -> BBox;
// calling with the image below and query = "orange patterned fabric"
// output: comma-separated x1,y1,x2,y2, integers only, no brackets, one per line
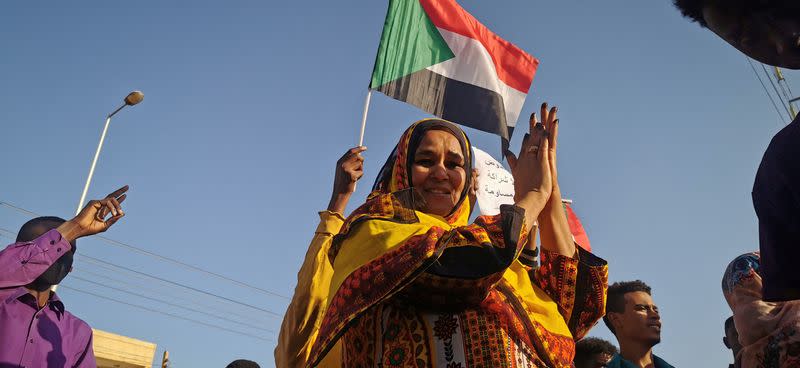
310,226,444,364
340,287,593,368
533,248,609,341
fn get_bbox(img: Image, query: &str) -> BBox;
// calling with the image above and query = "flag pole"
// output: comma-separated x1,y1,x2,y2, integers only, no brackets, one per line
358,90,372,146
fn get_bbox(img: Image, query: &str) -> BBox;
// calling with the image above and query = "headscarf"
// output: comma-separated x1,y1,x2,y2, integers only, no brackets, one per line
722,252,800,367
369,118,473,224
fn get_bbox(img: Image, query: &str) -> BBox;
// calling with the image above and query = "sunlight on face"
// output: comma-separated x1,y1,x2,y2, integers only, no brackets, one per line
618,291,661,345
410,130,467,217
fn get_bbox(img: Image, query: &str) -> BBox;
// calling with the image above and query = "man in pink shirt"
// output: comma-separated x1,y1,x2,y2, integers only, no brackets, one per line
0,186,128,368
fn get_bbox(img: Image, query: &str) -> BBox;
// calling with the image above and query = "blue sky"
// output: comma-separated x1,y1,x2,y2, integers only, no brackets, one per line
1,1,797,367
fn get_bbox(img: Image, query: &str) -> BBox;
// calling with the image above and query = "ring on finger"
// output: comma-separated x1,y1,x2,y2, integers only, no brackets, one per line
526,145,540,154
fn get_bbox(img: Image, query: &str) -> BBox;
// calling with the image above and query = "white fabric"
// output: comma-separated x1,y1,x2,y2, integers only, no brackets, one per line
426,28,529,128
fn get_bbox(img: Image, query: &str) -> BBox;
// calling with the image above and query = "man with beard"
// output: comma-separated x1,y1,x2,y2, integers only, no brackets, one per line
672,0,800,302
0,186,128,368
603,280,674,368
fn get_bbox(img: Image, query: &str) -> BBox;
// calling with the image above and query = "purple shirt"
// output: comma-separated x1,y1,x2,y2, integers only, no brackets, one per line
0,229,95,368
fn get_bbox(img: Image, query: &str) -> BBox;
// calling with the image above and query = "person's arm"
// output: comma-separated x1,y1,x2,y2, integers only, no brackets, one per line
72,329,95,368
0,229,73,288
532,246,608,340
275,211,344,368
529,107,608,339
0,185,129,288
275,147,364,368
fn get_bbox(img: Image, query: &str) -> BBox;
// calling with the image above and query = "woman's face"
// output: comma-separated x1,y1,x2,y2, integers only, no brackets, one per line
410,129,467,217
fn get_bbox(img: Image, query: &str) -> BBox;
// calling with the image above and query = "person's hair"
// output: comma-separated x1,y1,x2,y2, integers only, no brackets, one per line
672,0,797,27
16,216,67,242
672,0,709,26
575,337,618,364
725,315,735,332
602,280,652,335
225,360,260,368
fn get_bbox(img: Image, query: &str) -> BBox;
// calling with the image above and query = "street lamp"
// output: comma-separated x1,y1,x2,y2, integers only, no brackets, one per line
75,91,144,214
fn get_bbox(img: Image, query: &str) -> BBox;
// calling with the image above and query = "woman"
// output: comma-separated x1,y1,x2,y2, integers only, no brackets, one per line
722,252,800,367
306,104,607,367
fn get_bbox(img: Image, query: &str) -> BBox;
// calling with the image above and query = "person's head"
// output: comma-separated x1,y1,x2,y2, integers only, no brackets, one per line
372,119,473,222
17,216,74,291
225,359,260,368
673,0,800,69
574,337,618,368
721,252,762,309
603,280,661,347
723,316,743,362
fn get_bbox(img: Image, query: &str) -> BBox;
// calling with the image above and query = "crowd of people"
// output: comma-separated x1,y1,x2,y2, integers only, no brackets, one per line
1,0,798,367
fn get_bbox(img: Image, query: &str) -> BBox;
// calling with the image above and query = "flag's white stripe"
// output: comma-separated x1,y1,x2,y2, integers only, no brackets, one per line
426,28,529,128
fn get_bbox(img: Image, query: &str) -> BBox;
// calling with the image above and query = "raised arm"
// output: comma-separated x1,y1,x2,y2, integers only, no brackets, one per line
0,185,128,288
0,230,73,288
535,103,576,257
531,106,608,339
276,147,365,368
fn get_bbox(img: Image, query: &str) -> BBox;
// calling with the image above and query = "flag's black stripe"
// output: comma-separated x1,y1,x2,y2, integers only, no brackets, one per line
375,68,510,140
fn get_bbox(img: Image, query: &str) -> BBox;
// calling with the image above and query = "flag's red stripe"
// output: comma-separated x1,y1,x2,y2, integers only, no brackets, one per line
565,204,592,252
419,0,538,93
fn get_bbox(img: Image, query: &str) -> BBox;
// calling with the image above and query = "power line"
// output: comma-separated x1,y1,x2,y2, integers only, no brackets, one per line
76,254,282,318
0,200,289,300
58,285,273,342
68,275,276,334
72,267,272,327
0,227,283,318
746,57,789,123
73,260,272,324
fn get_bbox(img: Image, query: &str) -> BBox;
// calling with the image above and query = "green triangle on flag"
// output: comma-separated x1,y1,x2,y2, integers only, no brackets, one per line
369,0,455,89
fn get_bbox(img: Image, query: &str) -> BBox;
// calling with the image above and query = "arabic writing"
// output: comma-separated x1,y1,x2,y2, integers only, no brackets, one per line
473,148,515,216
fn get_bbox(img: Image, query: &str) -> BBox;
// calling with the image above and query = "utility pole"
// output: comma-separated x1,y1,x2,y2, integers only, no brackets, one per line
161,351,169,368
774,67,798,119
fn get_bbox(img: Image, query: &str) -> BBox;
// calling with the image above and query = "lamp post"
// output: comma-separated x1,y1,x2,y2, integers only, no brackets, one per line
75,91,144,214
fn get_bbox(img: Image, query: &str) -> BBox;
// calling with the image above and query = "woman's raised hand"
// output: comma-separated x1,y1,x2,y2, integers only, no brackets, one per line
535,103,577,258
504,103,554,229
537,102,559,187
505,105,553,203
328,146,366,214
